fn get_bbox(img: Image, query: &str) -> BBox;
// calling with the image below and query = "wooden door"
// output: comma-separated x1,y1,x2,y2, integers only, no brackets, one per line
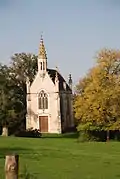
39,116,48,132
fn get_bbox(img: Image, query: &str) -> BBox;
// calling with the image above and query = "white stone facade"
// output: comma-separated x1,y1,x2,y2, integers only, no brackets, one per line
26,37,74,133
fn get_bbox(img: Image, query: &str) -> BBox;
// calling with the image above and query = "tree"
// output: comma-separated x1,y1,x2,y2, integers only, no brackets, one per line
74,49,120,140
9,52,37,109
9,53,38,132
0,64,16,136
10,53,37,83
0,53,38,135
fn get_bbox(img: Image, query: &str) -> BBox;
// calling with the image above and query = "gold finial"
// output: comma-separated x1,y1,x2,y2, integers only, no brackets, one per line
40,31,43,40
38,34,47,59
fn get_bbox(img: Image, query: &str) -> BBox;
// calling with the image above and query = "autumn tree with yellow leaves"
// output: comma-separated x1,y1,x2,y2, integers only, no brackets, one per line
74,49,120,141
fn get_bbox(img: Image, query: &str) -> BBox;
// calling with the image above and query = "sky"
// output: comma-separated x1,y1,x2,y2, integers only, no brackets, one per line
0,0,120,86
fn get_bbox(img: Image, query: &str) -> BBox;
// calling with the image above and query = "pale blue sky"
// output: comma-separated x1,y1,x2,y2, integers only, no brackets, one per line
0,0,120,86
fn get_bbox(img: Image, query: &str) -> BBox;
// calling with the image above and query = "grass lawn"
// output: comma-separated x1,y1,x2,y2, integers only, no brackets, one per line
0,135,120,179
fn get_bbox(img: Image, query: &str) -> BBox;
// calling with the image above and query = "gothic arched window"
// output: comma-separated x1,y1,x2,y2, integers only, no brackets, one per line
38,90,48,109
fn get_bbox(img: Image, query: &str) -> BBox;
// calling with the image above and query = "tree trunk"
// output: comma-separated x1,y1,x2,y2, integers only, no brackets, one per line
2,126,8,136
5,155,19,179
106,130,110,142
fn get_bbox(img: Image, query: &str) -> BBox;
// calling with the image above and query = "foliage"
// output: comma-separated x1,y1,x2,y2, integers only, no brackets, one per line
77,130,106,142
0,64,16,128
74,49,120,134
0,53,38,134
8,53,38,133
14,128,41,138
10,53,37,83
9,53,37,109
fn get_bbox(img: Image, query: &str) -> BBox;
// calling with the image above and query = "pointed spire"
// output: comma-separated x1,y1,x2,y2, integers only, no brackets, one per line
38,35,47,59
68,74,72,90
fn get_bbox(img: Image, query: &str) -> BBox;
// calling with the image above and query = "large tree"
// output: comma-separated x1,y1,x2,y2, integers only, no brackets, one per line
0,64,16,135
9,53,38,109
10,53,38,83
9,53,38,132
74,49,120,140
0,53,38,135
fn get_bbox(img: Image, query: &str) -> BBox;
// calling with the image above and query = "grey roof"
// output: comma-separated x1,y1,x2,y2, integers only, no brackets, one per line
47,68,71,92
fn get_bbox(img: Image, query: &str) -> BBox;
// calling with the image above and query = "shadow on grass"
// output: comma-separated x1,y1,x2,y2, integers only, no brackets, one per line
42,132,79,139
0,147,32,159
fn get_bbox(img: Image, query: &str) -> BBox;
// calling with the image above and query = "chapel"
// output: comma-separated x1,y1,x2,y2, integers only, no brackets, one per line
26,36,74,133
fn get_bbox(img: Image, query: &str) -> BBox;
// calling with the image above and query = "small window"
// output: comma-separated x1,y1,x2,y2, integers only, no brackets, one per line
38,90,48,109
40,62,42,70
43,62,45,70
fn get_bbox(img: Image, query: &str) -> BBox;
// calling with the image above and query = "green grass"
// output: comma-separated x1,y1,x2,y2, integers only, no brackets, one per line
0,135,120,179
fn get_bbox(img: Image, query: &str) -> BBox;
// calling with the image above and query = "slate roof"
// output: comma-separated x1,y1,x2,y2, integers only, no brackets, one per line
47,68,71,92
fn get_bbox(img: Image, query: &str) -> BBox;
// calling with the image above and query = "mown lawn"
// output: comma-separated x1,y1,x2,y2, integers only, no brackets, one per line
0,135,120,179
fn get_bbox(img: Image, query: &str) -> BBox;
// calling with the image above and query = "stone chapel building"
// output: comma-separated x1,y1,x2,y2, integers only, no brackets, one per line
26,37,74,133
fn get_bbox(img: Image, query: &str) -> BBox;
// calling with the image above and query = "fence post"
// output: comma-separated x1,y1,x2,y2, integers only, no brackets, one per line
5,155,19,179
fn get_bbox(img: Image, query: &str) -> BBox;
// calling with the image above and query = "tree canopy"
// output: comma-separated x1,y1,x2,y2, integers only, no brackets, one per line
74,49,120,132
0,53,38,135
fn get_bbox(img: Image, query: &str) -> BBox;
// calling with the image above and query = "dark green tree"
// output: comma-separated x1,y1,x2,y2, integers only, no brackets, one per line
0,64,16,135
0,53,38,135
9,53,38,134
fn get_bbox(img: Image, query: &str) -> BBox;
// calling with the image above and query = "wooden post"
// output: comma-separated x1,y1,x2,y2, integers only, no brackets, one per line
2,126,8,136
5,155,19,179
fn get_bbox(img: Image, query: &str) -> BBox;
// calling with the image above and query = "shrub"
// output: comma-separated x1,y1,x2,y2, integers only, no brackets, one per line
77,131,90,142
14,128,42,138
77,130,101,142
